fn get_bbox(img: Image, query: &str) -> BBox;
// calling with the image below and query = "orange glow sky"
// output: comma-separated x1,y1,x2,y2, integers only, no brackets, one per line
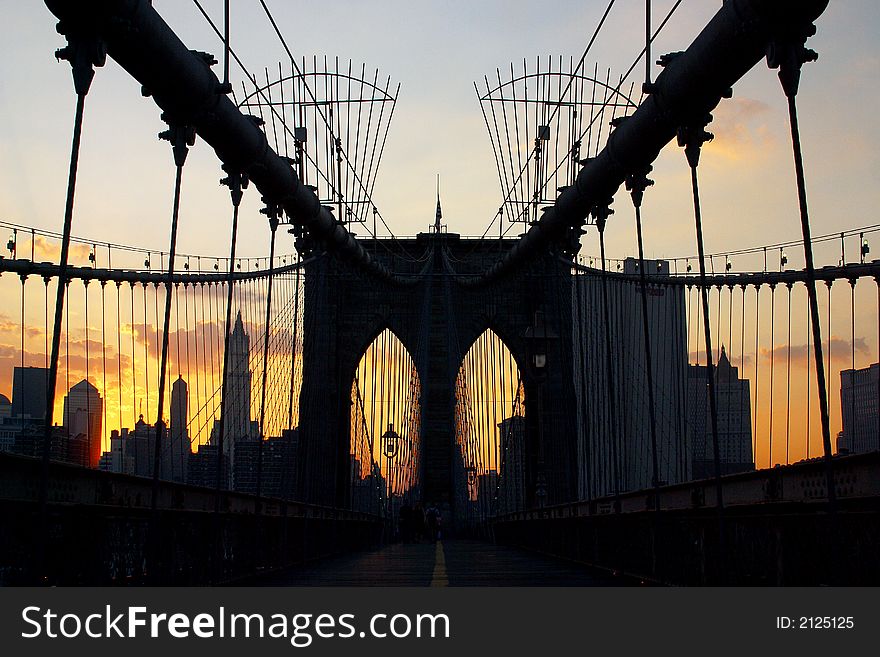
0,2,878,470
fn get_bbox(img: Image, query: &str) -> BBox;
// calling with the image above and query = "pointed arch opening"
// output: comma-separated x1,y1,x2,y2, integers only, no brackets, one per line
350,328,421,517
454,329,524,528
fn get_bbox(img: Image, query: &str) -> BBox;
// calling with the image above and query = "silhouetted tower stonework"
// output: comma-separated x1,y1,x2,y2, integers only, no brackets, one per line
297,232,578,528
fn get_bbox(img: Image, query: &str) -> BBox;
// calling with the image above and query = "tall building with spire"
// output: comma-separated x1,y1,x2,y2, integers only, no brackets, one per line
166,375,191,482
688,346,754,477
221,311,253,486
434,174,442,233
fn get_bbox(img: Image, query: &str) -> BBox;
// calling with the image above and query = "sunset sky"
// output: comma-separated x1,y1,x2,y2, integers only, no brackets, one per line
0,1,879,471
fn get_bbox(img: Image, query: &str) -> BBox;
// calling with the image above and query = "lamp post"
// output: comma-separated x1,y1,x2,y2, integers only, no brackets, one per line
380,422,401,526
381,422,400,459
465,465,477,526
521,310,556,509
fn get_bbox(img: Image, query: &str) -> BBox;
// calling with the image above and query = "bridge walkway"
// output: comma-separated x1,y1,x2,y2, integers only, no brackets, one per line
242,539,635,586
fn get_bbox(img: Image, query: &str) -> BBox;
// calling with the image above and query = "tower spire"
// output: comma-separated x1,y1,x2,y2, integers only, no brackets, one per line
434,174,442,234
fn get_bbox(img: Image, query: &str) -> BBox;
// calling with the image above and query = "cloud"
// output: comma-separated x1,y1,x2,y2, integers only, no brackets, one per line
705,97,776,162
760,335,870,367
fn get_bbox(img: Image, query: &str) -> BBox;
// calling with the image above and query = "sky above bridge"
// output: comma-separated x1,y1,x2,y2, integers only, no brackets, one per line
0,1,877,264
0,1,879,470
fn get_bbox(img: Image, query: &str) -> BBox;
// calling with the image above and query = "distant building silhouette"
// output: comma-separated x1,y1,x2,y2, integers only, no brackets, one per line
11,424,89,465
688,346,754,477
498,415,526,513
167,376,191,482
0,394,12,452
622,256,670,277
63,379,103,468
97,414,169,478
572,259,689,497
11,366,48,422
223,311,253,488
839,362,879,454
98,429,125,474
475,470,499,512
187,443,226,489
2,369,74,462
233,429,298,498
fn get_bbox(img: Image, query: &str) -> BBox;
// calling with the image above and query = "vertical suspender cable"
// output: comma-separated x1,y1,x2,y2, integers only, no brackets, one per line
287,254,301,430
768,26,836,513
679,118,726,579
626,167,661,506
573,264,592,503
849,278,856,453
148,126,193,583
40,55,101,520
38,29,104,581
151,126,191,516
644,0,652,88
768,283,776,467
84,281,91,466
806,290,811,457
785,283,793,464
593,207,621,504
256,214,280,508
216,169,247,506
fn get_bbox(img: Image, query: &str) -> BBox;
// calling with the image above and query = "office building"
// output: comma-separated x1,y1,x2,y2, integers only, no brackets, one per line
839,363,879,454
688,347,754,477
62,379,103,467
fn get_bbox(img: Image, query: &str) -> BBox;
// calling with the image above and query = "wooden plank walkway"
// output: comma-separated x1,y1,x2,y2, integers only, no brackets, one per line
244,540,634,586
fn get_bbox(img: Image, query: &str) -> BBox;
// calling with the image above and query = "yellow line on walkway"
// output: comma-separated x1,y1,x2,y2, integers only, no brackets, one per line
430,541,448,587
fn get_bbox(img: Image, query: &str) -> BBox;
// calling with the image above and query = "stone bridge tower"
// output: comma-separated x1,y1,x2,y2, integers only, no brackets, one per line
296,230,578,527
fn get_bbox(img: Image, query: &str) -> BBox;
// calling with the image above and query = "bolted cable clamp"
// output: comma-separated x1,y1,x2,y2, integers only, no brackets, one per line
54,22,106,96
589,200,615,233
625,165,654,209
767,22,819,99
260,199,283,232
219,165,249,208
158,116,196,168
677,113,714,169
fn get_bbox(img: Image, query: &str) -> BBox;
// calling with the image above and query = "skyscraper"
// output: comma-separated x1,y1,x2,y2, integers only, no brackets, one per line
688,347,754,477
839,363,879,455
11,366,48,422
0,393,13,452
498,415,526,513
223,311,253,487
571,259,689,498
62,379,103,468
167,376,191,482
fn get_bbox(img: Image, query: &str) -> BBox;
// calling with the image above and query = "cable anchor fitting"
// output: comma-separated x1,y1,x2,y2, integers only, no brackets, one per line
677,114,714,169
53,22,106,96
260,199,283,232
589,199,615,234
767,22,819,99
219,165,249,208
625,165,654,209
158,116,196,168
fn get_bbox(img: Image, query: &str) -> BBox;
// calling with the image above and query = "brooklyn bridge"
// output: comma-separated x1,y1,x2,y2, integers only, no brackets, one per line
0,0,877,586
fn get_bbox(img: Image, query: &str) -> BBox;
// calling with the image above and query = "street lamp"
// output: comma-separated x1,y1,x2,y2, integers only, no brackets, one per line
381,423,400,459
521,311,557,509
